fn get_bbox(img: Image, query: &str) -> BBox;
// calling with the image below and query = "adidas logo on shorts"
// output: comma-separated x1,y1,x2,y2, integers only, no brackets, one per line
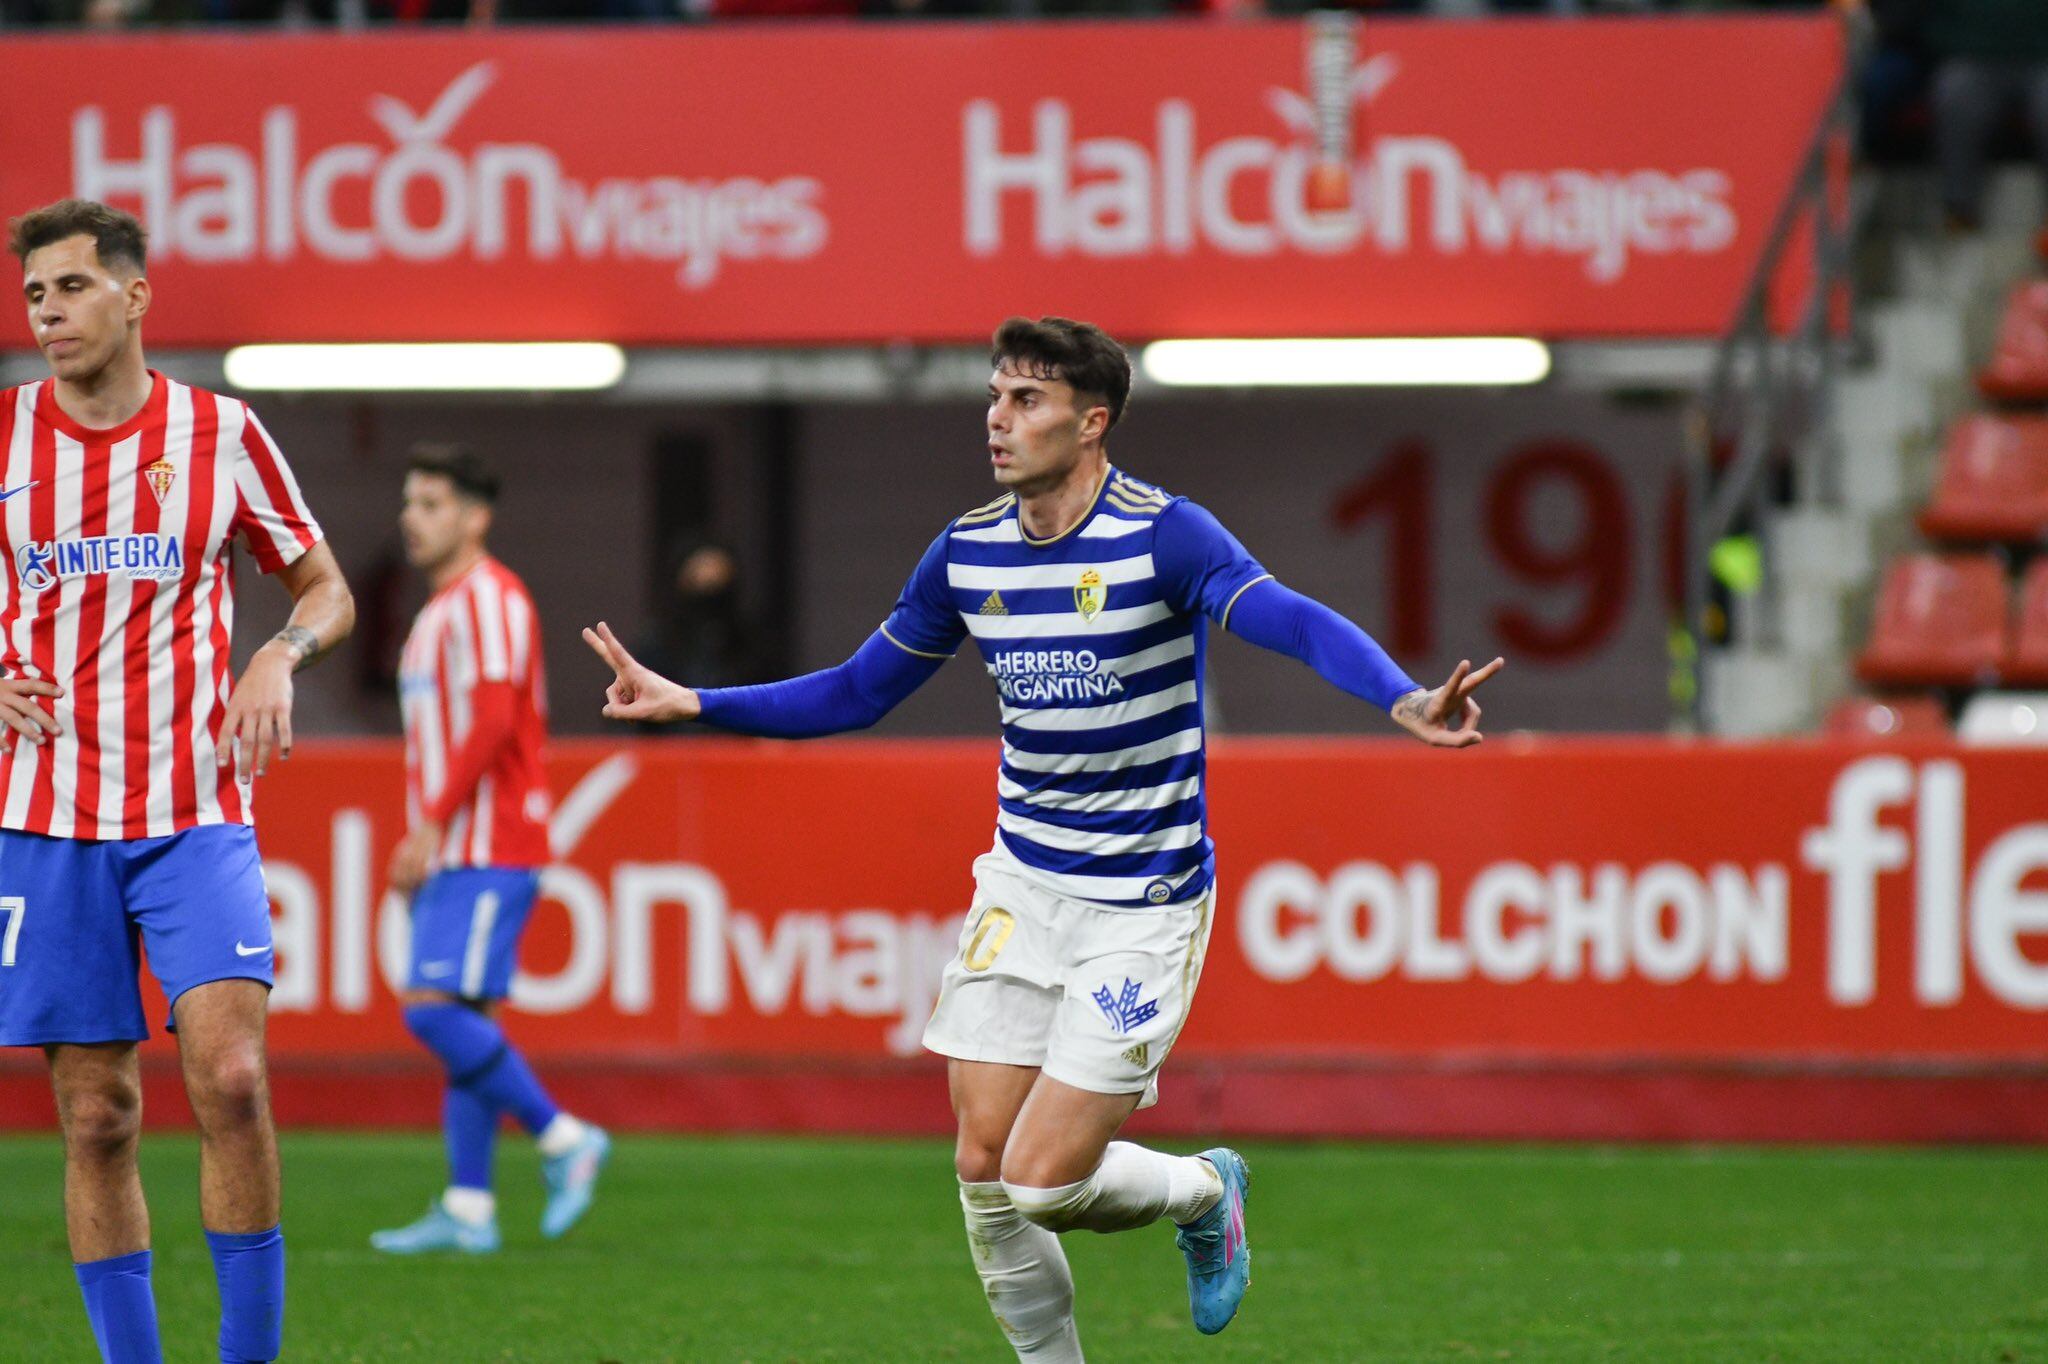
1121,1042,1149,1068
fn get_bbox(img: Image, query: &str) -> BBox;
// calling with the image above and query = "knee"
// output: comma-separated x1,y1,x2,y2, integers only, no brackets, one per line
1001,1175,1091,1233
59,1083,141,1161
189,1048,267,1130
954,1135,1005,1186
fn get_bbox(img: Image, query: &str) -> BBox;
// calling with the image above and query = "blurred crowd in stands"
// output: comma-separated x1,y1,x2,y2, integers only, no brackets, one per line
1861,1,2048,232
0,0,1840,31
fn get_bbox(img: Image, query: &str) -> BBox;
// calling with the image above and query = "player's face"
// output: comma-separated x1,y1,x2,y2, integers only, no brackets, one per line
986,363,1105,495
20,235,147,385
400,472,487,572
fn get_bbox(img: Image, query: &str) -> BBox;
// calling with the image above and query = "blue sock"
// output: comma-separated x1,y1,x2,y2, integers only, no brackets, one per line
404,1002,560,1135
204,1226,283,1363
75,1249,163,1364
444,1084,498,1192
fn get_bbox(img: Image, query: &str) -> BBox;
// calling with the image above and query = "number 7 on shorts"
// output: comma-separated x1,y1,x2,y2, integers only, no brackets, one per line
0,896,23,967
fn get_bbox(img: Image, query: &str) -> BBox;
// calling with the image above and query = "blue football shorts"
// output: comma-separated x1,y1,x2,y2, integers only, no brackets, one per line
0,824,275,1047
406,866,543,1002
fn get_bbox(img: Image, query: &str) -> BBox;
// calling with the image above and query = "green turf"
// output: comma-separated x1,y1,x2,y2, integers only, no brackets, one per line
3,1134,2046,1362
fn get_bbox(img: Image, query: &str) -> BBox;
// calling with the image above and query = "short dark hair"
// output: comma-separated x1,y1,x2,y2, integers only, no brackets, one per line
406,443,500,505
8,199,147,275
991,316,1131,432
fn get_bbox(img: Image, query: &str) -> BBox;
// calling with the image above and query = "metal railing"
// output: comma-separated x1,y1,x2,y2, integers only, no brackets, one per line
1681,64,1862,732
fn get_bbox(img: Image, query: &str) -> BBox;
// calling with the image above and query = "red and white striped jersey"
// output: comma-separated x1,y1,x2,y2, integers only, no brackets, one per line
0,371,322,840
399,555,551,870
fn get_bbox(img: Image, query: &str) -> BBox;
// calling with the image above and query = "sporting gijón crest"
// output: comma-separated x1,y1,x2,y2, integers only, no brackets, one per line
1093,978,1159,1034
144,457,176,506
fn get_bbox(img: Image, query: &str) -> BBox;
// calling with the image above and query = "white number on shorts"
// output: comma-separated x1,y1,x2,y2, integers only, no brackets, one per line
963,907,1015,972
0,896,23,967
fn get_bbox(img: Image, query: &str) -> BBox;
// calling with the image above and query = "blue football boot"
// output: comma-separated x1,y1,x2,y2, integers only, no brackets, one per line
1174,1147,1250,1335
540,1126,611,1239
370,1202,500,1255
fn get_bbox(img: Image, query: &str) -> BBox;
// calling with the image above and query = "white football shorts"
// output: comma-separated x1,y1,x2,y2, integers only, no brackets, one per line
922,843,1215,1106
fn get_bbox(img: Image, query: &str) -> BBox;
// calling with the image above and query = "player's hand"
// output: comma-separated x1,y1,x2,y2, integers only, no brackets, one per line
219,642,297,781
388,822,441,894
582,621,700,723
1389,657,1503,749
0,676,62,749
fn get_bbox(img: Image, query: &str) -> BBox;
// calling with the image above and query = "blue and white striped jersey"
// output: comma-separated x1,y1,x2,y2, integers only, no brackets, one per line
879,467,1273,909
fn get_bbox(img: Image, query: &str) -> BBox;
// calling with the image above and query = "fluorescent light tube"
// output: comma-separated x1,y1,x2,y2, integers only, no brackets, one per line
1141,338,1551,387
224,343,626,393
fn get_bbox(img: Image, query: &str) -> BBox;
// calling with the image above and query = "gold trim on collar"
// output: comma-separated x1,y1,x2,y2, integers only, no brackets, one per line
1019,464,1113,548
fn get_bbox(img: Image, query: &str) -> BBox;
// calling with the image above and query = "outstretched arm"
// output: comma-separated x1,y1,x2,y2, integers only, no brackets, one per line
1154,499,1502,747
1226,580,1501,747
583,622,942,737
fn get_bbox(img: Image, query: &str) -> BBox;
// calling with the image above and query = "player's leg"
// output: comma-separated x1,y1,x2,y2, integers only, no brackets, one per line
125,826,284,1364
172,981,285,1364
1004,891,1249,1336
49,1043,163,1364
0,829,161,1362
998,1078,1220,1234
950,1059,1083,1363
384,868,605,1246
924,858,1079,1361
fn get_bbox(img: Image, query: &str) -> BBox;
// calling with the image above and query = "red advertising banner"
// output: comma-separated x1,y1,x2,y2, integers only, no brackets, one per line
0,17,1841,345
86,737,2048,1061
9,737,2042,1141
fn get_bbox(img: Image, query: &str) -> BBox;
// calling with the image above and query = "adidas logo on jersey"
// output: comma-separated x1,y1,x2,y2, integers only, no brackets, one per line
979,591,1009,616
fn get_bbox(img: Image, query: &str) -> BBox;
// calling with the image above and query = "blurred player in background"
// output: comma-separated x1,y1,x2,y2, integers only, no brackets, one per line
0,198,355,1364
371,444,609,1255
584,317,1500,1359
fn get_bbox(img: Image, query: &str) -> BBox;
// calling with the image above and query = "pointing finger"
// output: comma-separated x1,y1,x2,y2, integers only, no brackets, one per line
582,627,623,674
1458,657,1506,698
595,621,640,673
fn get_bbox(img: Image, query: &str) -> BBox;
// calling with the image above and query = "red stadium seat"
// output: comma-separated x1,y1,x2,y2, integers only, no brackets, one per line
1916,415,2048,544
1854,553,2009,687
1822,694,1950,740
1978,282,2048,403
2006,559,2048,687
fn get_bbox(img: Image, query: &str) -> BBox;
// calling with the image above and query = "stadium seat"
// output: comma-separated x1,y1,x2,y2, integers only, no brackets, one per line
2005,559,2048,686
1979,282,2048,402
1957,692,2048,745
1822,694,1950,740
1916,415,2048,544
1854,552,2009,687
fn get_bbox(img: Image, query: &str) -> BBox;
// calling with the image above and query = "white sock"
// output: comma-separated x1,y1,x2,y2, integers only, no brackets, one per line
1004,1142,1222,1234
959,1179,1084,1362
440,1186,496,1226
536,1113,589,1158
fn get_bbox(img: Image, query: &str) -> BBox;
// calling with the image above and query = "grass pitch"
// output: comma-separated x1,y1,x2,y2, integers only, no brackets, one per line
2,1133,2045,1361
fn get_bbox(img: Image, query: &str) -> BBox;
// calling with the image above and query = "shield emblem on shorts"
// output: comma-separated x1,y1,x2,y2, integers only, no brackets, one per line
1075,569,1105,624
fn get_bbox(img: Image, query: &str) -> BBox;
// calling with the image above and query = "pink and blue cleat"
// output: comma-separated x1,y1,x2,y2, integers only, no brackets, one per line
1174,1146,1250,1335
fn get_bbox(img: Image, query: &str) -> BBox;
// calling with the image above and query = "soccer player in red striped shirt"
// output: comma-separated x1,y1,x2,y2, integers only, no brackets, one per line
0,198,355,1364
371,444,607,1256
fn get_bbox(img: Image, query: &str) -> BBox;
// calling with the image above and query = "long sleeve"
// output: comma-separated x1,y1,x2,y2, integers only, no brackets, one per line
1222,579,1420,712
694,629,943,737
1153,498,1419,712
423,681,517,824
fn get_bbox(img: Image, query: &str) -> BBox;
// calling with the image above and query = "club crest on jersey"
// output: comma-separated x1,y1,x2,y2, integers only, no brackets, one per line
1075,568,1106,624
1093,978,1159,1034
144,458,176,507
15,534,184,593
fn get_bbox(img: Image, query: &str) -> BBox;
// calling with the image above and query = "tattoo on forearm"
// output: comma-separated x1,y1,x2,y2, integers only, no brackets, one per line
273,625,324,671
1392,688,1430,725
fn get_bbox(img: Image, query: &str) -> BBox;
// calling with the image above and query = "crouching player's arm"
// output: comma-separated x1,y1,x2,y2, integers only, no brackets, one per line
582,620,941,736
1155,500,1502,748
